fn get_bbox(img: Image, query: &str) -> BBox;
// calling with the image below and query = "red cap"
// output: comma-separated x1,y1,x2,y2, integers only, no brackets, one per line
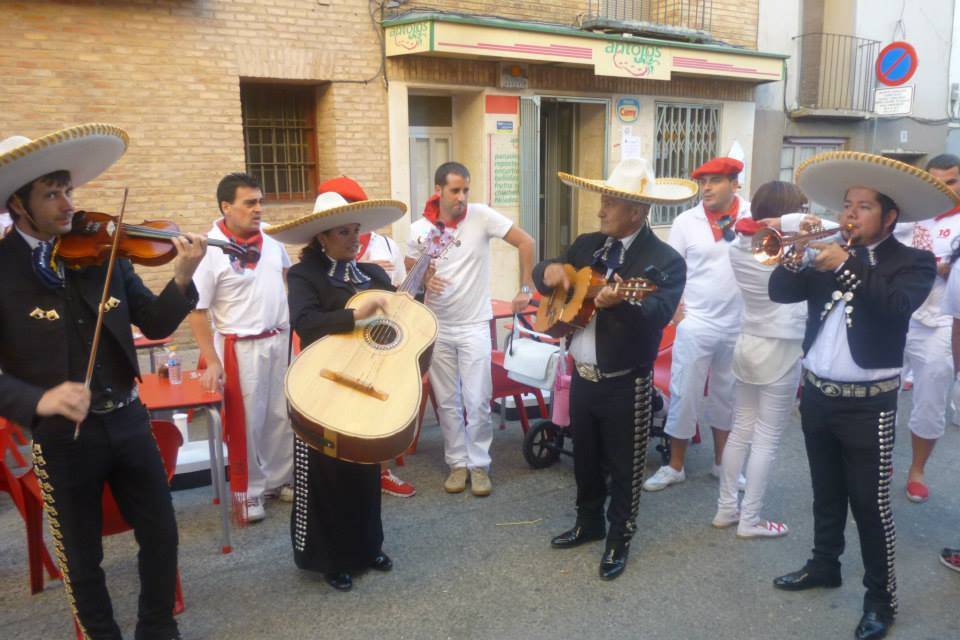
691,157,744,180
317,176,368,203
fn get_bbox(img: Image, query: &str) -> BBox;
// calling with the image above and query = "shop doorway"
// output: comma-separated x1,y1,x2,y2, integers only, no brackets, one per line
520,97,608,260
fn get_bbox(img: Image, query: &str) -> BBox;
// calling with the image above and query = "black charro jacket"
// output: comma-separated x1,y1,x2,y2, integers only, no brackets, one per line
768,235,935,370
0,229,198,429
287,249,394,348
532,225,686,371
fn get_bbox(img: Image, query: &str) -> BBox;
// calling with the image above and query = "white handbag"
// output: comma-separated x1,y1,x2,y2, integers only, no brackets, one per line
502,315,561,390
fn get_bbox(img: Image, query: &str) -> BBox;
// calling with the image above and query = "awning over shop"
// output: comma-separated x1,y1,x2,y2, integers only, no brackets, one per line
384,12,786,84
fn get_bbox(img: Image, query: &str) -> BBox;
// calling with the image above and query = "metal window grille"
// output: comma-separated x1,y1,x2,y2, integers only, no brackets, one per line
241,84,317,201
651,102,719,225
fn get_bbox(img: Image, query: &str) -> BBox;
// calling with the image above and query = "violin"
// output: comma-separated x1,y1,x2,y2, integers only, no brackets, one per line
56,210,257,267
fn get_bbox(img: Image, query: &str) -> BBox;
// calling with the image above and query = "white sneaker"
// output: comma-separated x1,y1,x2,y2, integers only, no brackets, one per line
711,464,747,491
643,465,686,491
736,520,789,539
246,496,266,523
264,484,295,503
711,510,740,528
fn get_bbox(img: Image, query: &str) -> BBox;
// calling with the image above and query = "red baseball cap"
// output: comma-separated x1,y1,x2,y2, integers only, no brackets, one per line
691,157,743,180
318,176,368,203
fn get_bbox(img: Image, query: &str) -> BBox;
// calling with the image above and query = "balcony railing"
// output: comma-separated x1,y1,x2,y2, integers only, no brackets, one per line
583,0,712,40
794,33,880,115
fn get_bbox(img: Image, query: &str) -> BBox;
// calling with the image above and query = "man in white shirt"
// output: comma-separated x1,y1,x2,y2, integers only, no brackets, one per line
768,151,948,640
406,162,535,497
644,156,750,491
188,172,294,523
898,154,960,503
938,252,960,574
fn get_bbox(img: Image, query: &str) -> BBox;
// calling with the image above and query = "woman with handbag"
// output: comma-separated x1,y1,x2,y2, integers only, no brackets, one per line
265,185,405,591
712,181,810,538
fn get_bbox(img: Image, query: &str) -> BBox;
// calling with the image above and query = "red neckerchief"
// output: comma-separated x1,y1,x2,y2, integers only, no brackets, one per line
422,194,465,229
734,217,764,236
217,219,262,269
935,204,960,221
704,196,740,242
357,232,373,260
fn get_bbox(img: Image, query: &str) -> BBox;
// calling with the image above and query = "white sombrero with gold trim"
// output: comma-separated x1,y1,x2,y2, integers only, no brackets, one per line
264,192,407,244
558,158,698,205
797,151,960,223
0,123,129,207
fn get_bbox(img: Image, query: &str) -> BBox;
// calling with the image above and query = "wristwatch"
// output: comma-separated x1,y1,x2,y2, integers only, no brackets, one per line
520,284,532,295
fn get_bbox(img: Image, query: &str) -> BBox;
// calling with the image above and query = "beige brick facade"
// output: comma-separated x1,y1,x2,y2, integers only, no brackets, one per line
1,0,389,341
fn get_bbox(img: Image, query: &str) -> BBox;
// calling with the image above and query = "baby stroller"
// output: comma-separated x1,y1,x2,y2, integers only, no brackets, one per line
519,323,677,469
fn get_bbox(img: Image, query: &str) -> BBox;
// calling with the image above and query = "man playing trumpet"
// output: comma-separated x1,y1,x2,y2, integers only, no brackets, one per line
768,152,955,640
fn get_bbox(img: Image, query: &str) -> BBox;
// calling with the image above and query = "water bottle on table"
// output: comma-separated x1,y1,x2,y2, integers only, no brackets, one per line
167,346,182,385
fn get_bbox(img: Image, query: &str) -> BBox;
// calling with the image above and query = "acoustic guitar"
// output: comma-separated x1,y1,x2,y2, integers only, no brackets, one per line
533,264,657,338
285,226,457,463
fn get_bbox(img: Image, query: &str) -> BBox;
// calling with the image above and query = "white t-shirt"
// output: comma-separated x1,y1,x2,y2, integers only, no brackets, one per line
359,231,406,287
901,215,960,328
942,257,960,318
192,221,291,336
0,212,11,235
667,198,751,333
407,203,513,326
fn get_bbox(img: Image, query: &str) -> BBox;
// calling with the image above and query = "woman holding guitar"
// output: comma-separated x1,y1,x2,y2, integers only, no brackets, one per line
266,183,406,592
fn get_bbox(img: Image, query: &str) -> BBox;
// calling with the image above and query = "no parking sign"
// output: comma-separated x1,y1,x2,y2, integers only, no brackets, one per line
875,41,918,87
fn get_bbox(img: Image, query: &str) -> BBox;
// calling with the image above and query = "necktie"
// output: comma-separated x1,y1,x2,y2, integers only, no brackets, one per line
328,259,372,289
32,240,64,289
593,239,624,273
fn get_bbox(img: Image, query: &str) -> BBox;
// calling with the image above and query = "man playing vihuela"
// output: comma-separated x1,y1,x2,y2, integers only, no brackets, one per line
534,157,689,580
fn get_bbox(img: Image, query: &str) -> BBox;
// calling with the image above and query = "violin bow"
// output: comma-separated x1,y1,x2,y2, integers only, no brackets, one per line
74,188,129,440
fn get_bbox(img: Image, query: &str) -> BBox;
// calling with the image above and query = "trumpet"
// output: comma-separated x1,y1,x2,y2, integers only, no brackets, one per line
751,224,853,266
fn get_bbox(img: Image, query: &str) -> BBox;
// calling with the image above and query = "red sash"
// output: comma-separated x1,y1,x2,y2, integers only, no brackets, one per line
705,196,740,242
216,219,262,270
221,327,283,524
357,232,373,260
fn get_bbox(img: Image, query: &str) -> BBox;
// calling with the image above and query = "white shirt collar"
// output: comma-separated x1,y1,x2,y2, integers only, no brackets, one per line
15,225,43,250
608,226,643,251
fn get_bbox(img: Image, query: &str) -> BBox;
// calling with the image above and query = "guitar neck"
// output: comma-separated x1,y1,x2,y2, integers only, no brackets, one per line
585,278,654,296
399,253,431,294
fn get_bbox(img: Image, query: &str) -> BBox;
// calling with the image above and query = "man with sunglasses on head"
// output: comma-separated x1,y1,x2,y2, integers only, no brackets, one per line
644,157,750,492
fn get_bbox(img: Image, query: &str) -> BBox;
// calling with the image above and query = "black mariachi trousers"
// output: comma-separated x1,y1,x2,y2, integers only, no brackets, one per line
31,401,179,640
570,368,653,544
799,380,898,618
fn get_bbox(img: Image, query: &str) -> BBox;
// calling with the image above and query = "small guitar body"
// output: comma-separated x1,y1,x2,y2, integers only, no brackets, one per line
285,290,438,463
533,264,657,338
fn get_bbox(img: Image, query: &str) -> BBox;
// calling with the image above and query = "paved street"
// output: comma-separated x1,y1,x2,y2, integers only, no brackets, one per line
2,392,959,639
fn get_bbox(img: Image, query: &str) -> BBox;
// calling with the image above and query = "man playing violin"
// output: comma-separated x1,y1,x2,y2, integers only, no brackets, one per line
188,172,294,523
534,157,689,580
768,152,953,640
0,124,206,640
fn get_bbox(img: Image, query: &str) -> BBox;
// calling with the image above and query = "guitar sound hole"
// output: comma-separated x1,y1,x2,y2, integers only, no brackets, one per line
364,319,402,350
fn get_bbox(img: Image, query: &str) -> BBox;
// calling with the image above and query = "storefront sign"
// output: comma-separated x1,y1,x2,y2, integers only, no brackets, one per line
384,18,785,84
489,134,520,206
616,97,640,123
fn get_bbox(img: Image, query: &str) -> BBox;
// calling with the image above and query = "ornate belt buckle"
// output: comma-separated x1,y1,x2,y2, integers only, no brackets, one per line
576,363,601,383
820,382,841,398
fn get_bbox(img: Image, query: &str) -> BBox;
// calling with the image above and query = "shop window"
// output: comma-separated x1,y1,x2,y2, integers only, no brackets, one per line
652,102,720,225
240,83,317,201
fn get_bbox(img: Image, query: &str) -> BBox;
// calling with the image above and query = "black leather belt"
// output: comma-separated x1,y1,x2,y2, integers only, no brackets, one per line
803,370,900,399
89,388,139,414
574,363,635,383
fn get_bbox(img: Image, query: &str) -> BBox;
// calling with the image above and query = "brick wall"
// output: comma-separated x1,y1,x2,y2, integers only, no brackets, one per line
1,0,388,343
397,0,759,48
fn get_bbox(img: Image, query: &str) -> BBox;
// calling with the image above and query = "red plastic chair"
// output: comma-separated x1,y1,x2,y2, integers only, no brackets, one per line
0,417,29,468
0,453,61,594
408,374,439,455
490,350,548,434
72,420,185,638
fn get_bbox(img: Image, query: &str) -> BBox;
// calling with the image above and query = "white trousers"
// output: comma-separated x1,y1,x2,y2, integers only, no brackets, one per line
903,323,954,439
717,361,801,525
664,319,737,440
429,321,493,470
216,331,294,498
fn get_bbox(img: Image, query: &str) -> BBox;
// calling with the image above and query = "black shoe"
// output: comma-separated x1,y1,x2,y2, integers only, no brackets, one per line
598,541,629,580
551,525,605,549
325,572,353,591
855,612,893,640
370,552,393,572
773,566,841,591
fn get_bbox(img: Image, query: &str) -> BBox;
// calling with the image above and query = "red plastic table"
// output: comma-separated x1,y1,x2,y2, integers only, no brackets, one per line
133,333,172,373
138,371,232,554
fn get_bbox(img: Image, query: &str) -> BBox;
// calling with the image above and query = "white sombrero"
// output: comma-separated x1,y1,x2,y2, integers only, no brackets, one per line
264,192,406,244
797,151,960,223
558,158,698,205
0,123,129,207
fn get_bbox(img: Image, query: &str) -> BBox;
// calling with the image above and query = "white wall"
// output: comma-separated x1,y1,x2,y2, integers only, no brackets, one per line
855,0,956,120
755,0,801,112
